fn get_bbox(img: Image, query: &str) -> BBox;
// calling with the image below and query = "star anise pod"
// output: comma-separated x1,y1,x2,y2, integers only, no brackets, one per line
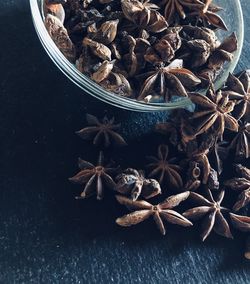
45,14,76,62
186,86,238,139
115,168,161,201
138,59,201,102
76,114,127,148
223,71,250,120
115,192,192,235
208,33,238,71
144,27,182,65
187,0,227,30
146,144,183,189
184,134,217,186
123,34,150,76
121,0,168,33
224,164,250,212
160,0,204,25
183,189,233,241
228,121,250,161
69,151,118,200
230,213,250,232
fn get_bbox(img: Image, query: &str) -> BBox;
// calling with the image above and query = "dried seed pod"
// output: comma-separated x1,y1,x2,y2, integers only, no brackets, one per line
91,60,115,83
45,3,65,23
83,38,112,61
93,20,119,45
45,14,76,62
230,213,250,232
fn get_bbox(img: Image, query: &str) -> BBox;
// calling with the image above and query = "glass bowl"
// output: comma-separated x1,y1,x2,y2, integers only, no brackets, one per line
30,0,244,112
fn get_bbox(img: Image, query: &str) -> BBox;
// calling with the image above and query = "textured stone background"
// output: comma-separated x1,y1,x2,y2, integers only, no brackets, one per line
0,1,250,283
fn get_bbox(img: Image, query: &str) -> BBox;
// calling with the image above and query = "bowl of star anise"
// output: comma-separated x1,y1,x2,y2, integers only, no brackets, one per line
30,0,243,111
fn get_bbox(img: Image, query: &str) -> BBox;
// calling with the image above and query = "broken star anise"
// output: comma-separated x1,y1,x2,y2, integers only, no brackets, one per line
223,71,250,120
186,86,238,139
224,164,250,212
116,192,192,235
146,144,183,189
69,151,118,200
138,59,201,102
228,121,250,161
230,213,250,233
115,168,161,201
183,189,233,241
76,114,127,148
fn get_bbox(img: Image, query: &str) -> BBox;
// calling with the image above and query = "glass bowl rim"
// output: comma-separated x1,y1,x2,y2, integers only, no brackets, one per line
30,0,244,112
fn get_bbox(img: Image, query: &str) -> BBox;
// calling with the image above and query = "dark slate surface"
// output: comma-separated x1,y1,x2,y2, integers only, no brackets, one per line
0,1,250,283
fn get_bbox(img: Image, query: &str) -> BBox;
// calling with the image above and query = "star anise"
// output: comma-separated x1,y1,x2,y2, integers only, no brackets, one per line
115,192,192,235
121,0,168,33
183,189,233,241
160,0,204,25
228,121,250,161
144,27,182,65
69,151,118,200
223,71,250,120
224,165,250,212
115,168,161,201
45,14,76,62
146,144,183,189
230,213,250,232
185,134,216,185
138,59,201,102
186,86,238,139
187,0,227,30
76,114,127,148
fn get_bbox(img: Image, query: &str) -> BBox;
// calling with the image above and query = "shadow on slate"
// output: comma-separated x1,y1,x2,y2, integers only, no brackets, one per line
0,0,250,283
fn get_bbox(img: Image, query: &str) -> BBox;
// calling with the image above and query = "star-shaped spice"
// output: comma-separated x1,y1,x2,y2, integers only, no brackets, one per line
229,121,250,160
187,86,238,139
224,164,250,212
115,168,161,201
116,192,192,235
69,151,118,200
138,59,201,102
121,0,168,33
224,71,250,120
160,0,204,25
230,213,250,232
183,189,233,241
188,0,227,30
76,114,127,148
146,144,183,189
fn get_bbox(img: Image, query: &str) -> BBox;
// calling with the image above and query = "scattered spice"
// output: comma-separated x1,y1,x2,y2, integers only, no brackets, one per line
115,168,161,201
246,236,250,260
115,192,192,235
69,151,118,200
76,113,127,148
51,0,250,259
183,189,233,241
146,144,183,189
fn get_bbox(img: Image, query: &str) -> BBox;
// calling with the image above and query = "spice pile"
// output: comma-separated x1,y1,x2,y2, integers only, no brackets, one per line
69,70,250,258
44,0,238,102
43,0,250,258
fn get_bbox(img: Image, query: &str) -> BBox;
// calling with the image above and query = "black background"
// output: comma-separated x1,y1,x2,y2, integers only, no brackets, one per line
0,1,250,283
